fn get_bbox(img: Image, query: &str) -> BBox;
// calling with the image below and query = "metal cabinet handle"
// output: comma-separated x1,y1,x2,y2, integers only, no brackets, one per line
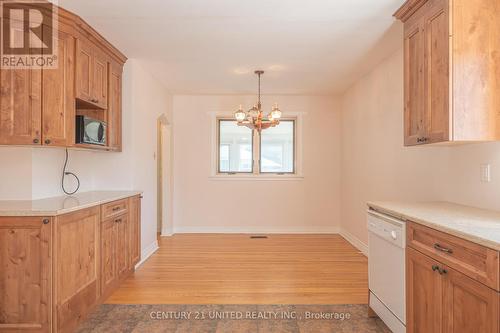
432,265,448,275
33,138,40,144
434,243,453,254
417,137,429,143
112,207,121,211
43,218,50,224
44,139,51,145
115,218,122,223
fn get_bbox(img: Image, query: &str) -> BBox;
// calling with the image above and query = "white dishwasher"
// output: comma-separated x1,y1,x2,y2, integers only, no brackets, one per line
367,209,406,333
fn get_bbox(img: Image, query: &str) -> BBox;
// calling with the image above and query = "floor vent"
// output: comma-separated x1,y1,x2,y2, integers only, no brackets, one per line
250,235,268,239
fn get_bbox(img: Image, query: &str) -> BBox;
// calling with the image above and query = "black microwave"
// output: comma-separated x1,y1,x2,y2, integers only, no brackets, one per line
76,116,107,146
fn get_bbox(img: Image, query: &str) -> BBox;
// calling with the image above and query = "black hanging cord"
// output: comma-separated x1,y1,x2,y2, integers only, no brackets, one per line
61,148,80,195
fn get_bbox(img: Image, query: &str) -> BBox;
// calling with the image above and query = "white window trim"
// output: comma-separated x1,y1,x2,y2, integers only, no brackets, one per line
208,110,305,181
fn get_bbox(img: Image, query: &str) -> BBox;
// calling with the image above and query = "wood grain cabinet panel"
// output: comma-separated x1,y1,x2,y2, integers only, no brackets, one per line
0,19,42,146
407,222,500,333
100,218,116,294
407,222,499,291
443,267,499,333
406,247,443,333
0,217,52,333
75,39,109,110
129,196,141,268
54,207,100,333
92,51,108,110
107,62,123,151
42,30,75,147
395,0,500,145
404,21,425,146
116,214,129,279
75,39,93,103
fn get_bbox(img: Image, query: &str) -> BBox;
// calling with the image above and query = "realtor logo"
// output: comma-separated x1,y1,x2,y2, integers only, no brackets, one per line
0,0,58,68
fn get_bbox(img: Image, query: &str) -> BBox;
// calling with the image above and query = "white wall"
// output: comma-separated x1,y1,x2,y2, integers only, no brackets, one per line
340,47,500,247
0,59,172,260
172,95,341,233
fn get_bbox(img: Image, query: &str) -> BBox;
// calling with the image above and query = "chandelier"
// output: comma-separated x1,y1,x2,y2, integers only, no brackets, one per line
234,70,282,132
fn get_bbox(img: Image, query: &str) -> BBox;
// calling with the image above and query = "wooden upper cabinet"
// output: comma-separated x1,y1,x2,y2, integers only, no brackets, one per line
42,30,75,146
0,19,42,146
395,0,500,145
0,216,52,332
108,62,123,151
404,12,426,146
75,38,109,109
92,51,108,109
75,39,93,103
0,5,126,150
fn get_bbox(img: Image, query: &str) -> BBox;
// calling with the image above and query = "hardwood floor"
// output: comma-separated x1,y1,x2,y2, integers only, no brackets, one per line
105,234,368,304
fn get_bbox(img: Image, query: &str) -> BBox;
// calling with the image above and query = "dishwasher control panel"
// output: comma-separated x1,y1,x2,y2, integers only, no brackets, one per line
367,210,406,248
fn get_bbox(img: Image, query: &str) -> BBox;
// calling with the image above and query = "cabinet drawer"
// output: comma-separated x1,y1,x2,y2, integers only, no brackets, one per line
101,199,128,220
407,222,499,290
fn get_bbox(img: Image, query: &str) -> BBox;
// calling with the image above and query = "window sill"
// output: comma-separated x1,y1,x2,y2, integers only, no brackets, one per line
209,174,304,181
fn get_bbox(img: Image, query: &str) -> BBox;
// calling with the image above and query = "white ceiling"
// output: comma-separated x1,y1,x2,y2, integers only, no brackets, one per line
59,0,403,95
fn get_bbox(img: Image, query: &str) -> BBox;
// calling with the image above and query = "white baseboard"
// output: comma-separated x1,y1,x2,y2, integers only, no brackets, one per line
340,228,368,257
135,240,159,270
172,226,340,234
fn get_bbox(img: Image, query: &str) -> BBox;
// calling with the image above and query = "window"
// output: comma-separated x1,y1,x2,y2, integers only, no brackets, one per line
218,120,253,173
217,119,296,175
260,120,295,173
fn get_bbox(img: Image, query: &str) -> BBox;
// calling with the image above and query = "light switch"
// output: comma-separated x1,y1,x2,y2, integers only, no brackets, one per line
480,164,491,182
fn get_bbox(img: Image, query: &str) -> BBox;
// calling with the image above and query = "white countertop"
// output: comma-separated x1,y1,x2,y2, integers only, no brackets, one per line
367,201,500,251
0,191,143,217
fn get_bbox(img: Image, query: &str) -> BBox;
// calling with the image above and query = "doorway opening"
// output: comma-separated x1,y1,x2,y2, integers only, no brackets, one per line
157,114,173,239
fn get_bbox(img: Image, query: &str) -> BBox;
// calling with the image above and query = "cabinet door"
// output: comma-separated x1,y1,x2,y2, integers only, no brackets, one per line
0,217,52,332
101,218,117,295
407,247,443,333
0,20,42,145
404,18,426,146
55,207,100,332
424,0,450,143
92,51,108,109
42,30,75,146
75,39,93,103
443,267,499,333
116,215,129,279
129,196,141,268
108,62,123,150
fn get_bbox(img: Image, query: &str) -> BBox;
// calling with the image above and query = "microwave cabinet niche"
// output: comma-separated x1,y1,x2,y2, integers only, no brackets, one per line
0,195,141,333
0,4,126,152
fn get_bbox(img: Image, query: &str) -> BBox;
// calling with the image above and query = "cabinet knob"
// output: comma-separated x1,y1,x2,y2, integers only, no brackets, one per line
43,218,50,224
33,138,39,144
432,265,439,272
44,139,51,145
115,218,122,223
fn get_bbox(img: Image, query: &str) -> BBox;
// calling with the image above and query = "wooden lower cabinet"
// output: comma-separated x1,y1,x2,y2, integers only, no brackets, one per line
0,217,52,333
54,207,100,333
407,247,499,333
443,268,499,333
100,213,130,297
0,195,141,333
407,247,443,333
129,196,141,267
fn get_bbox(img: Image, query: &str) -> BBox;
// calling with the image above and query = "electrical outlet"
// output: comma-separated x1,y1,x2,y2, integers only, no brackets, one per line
480,164,491,183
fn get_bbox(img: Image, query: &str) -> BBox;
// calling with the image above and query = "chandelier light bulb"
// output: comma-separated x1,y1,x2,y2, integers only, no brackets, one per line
234,105,246,122
271,103,282,120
